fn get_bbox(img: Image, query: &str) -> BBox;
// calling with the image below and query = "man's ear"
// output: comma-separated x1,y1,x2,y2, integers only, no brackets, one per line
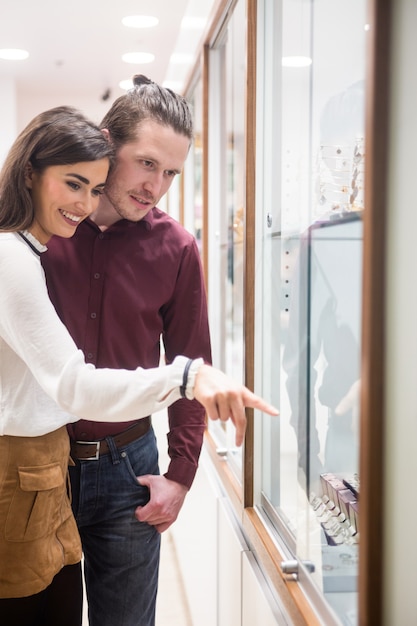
101,128,110,141
24,162,33,189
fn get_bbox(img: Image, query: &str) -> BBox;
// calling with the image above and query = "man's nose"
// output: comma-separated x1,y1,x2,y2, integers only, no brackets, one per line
143,170,164,196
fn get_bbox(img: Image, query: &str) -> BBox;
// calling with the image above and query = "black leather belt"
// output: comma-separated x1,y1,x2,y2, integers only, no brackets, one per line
70,417,151,461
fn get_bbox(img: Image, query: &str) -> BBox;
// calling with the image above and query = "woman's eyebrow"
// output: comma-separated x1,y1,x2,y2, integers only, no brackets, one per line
66,173,90,184
66,173,107,188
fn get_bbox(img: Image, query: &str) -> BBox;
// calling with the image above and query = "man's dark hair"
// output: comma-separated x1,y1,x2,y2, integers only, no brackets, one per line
100,75,193,148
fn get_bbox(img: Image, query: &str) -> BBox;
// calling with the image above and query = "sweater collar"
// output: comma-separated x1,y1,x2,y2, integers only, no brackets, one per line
17,230,48,255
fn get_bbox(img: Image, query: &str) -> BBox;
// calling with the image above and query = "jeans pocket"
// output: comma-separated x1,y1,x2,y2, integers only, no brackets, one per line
120,432,159,487
5,463,65,542
121,450,152,490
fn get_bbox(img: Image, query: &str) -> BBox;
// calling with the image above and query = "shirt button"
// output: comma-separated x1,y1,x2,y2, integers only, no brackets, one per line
90,312,97,319
87,352,93,359
94,273,100,279
99,233,104,240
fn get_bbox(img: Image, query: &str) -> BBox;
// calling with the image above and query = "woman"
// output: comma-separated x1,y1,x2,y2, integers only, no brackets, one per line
0,106,277,625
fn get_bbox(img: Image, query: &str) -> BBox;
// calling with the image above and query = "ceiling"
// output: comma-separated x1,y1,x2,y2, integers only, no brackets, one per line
0,0,216,103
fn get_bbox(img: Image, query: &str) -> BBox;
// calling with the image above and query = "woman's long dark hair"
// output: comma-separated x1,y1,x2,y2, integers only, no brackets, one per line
0,106,113,231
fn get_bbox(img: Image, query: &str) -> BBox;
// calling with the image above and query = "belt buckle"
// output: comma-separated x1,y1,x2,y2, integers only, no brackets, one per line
76,440,100,461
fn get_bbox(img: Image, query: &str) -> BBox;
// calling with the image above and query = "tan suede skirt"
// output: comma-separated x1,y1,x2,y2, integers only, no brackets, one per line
0,426,81,598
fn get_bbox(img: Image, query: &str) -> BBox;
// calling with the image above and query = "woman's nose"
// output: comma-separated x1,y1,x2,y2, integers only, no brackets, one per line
75,195,95,215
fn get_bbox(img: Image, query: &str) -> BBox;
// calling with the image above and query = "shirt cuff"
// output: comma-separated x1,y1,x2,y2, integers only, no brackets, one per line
164,457,200,490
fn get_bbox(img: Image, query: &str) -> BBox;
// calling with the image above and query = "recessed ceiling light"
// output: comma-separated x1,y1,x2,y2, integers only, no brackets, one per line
119,78,133,91
122,15,159,28
282,56,312,68
122,52,155,64
0,48,29,61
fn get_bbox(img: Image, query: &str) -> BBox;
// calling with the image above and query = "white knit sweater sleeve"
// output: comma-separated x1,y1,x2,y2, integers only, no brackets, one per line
0,235,202,427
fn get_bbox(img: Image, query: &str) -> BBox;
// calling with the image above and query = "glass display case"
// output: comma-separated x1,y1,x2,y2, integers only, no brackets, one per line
175,0,392,620
255,0,367,623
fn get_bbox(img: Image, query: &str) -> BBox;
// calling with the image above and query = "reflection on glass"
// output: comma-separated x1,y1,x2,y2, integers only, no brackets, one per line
259,0,367,623
208,0,246,473
303,216,362,620
191,85,203,249
224,0,245,386
182,81,203,247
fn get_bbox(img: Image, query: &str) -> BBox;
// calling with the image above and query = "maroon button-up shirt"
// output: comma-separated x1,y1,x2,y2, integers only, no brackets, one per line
41,207,212,489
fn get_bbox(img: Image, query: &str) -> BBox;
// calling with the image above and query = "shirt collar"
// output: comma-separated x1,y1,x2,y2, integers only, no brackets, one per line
85,207,156,233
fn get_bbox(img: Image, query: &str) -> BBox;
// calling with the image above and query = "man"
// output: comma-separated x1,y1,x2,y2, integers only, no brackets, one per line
42,75,212,626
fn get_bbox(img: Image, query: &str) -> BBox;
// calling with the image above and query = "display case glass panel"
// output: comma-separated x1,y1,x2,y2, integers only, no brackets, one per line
256,0,367,623
207,0,246,477
183,79,204,247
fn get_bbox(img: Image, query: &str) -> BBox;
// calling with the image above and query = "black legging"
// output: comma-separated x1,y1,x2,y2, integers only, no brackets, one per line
0,563,83,626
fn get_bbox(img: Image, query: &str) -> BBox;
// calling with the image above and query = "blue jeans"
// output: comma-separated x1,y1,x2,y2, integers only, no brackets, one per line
69,428,161,626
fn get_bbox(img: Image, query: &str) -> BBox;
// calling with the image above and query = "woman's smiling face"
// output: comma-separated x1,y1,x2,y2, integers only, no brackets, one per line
25,158,109,244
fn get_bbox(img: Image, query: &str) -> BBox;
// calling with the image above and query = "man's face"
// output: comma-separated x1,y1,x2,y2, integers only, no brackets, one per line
104,119,190,222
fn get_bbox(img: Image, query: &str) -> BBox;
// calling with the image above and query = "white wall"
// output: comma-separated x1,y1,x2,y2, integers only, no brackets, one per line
383,0,417,623
0,86,114,164
16,91,112,130
0,78,17,166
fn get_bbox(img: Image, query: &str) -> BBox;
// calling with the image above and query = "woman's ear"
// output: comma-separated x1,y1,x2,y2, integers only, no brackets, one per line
24,162,33,189
101,128,110,141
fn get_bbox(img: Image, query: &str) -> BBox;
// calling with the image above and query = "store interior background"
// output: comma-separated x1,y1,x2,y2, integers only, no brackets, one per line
1,1,417,624
0,0,217,155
